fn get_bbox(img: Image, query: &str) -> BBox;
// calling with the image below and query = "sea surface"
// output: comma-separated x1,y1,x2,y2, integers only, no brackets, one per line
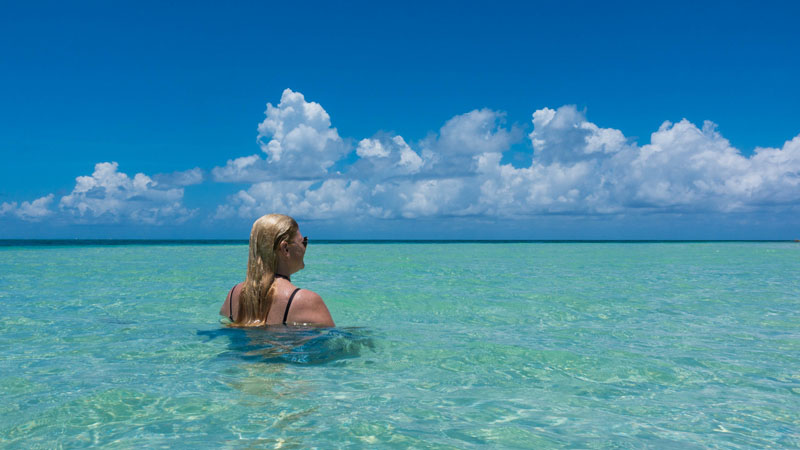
0,241,798,448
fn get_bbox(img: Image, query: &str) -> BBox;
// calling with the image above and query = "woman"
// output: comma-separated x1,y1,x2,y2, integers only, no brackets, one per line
219,214,334,327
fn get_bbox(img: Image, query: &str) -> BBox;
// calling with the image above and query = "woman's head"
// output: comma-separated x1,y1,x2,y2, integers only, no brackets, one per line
236,214,301,325
248,213,299,274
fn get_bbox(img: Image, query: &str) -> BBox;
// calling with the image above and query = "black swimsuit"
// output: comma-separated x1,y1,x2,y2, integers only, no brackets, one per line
227,274,300,325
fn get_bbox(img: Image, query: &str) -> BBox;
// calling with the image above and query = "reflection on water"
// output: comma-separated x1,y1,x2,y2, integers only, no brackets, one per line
198,326,375,365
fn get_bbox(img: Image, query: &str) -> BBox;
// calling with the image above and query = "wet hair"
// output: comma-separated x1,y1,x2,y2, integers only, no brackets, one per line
234,214,298,326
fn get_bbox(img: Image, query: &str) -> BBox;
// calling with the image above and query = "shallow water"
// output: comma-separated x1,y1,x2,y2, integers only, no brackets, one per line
1,242,798,448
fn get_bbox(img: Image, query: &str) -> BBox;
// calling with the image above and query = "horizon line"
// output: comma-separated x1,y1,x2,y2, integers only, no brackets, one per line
0,238,796,247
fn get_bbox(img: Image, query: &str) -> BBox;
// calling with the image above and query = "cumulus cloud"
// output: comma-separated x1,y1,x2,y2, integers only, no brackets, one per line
419,108,521,176
212,89,349,182
216,91,800,223
350,135,425,180
214,179,369,221
473,107,800,216
356,138,391,158
59,162,195,224
437,108,520,155
398,178,470,218
530,106,627,165
211,155,266,183
10,88,797,230
0,194,55,221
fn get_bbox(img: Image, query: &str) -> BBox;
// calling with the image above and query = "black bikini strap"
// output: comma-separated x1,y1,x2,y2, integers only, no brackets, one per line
275,273,290,281
227,285,236,321
283,288,301,325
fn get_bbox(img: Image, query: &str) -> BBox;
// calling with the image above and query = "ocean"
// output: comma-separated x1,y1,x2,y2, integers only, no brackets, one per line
1,241,798,448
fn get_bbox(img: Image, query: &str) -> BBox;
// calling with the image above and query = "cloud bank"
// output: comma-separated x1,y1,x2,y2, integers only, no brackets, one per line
2,163,200,225
4,88,799,234
214,91,800,223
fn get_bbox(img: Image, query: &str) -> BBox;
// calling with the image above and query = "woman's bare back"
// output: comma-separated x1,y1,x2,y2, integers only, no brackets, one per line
220,280,334,327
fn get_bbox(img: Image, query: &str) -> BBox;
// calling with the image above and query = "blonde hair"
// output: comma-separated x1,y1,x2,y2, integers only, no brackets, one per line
234,214,298,326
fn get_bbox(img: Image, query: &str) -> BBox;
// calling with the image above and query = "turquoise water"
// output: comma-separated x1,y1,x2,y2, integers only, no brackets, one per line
1,242,798,448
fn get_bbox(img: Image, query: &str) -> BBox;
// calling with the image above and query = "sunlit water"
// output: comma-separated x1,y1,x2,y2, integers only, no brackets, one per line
1,242,798,448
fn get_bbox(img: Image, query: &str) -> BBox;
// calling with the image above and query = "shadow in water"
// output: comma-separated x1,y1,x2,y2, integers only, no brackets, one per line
197,326,375,365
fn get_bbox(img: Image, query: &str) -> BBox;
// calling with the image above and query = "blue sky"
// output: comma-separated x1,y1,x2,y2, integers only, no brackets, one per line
2,0,799,239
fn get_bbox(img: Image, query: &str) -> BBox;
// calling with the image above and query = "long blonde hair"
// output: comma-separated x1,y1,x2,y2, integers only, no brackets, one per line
234,214,298,326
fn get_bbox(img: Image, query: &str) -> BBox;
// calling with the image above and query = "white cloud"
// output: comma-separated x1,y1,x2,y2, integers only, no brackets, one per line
59,162,195,224
213,89,349,182
420,108,521,176
437,108,518,155
747,135,800,203
11,88,797,231
211,93,524,222
351,135,424,180
211,91,800,224
474,154,599,216
610,118,799,212
211,155,266,183
356,138,390,158
17,194,55,220
215,179,369,221
471,107,800,217
529,105,628,165
398,178,468,218
0,194,55,221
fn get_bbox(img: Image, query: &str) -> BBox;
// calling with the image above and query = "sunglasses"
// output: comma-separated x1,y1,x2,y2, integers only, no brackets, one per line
277,236,308,250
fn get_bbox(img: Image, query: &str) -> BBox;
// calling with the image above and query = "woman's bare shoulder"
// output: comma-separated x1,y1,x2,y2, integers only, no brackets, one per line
290,289,334,327
296,288,323,303
219,282,244,317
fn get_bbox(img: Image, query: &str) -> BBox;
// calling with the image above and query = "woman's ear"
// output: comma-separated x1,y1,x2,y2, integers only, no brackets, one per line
279,240,289,255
